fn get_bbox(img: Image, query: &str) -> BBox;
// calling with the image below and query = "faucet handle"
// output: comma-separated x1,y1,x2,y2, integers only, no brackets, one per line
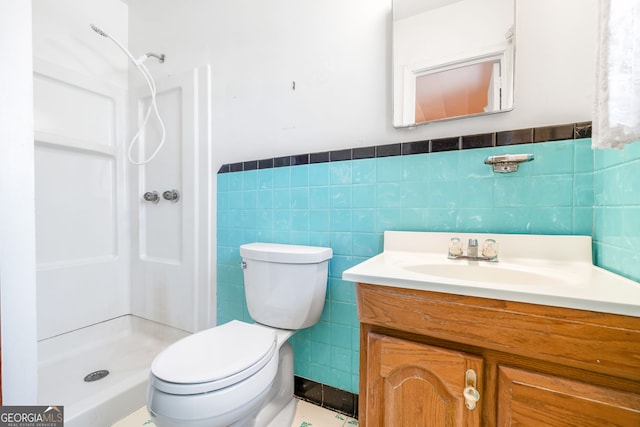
449,237,463,257
482,239,498,258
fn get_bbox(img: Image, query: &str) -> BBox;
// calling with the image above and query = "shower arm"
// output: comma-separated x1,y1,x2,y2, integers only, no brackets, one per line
145,52,165,63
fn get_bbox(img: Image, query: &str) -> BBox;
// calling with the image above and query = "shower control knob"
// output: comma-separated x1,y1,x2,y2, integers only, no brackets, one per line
143,191,160,204
162,189,180,203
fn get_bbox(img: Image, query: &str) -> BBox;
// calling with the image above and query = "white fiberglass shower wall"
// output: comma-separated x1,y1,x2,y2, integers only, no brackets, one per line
129,65,213,332
33,0,213,341
33,0,130,340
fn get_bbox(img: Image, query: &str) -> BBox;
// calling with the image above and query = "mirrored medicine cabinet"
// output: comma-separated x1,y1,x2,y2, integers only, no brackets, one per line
393,0,515,128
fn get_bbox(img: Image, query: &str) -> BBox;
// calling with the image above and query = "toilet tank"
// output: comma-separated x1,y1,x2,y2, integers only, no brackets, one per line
239,243,332,330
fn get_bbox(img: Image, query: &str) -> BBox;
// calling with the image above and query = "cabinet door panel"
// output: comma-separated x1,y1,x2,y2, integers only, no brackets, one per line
366,333,483,427
498,366,640,427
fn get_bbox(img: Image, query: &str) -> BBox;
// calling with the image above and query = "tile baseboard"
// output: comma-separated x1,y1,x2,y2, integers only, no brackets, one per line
294,376,358,419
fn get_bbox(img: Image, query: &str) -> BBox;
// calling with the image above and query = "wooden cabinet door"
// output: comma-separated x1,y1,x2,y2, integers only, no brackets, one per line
365,333,483,427
498,365,640,426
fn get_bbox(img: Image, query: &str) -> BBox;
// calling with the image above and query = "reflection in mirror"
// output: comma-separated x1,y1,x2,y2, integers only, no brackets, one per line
414,56,502,122
393,0,515,128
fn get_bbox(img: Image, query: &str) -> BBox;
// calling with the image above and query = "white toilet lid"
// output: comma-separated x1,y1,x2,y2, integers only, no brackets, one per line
151,320,276,386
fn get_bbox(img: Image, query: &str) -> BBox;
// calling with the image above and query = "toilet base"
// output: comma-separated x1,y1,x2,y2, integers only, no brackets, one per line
247,340,296,427
264,398,297,427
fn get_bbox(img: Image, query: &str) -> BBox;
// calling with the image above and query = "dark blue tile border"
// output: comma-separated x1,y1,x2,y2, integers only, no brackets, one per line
431,137,460,152
258,158,274,169
402,139,429,155
273,156,291,168
291,154,309,166
243,160,257,171
462,133,494,149
352,146,376,159
310,151,330,164
229,162,243,173
497,128,534,146
534,124,575,143
217,122,592,174
375,143,402,157
330,149,352,162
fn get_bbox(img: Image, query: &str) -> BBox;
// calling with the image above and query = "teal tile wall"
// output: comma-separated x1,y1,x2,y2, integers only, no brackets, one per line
593,141,640,282
216,137,600,394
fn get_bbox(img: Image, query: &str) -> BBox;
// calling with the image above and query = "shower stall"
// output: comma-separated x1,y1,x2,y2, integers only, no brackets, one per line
32,1,213,425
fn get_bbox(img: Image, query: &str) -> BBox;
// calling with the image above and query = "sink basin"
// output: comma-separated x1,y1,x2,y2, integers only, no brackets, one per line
403,262,578,287
342,231,640,317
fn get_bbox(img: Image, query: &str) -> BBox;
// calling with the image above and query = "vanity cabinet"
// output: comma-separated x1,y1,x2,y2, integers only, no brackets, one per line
356,283,640,427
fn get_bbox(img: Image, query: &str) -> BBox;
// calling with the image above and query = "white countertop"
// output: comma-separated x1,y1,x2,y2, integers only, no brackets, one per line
342,231,640,318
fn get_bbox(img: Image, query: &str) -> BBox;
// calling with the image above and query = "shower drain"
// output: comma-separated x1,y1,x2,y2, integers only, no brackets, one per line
84,369,110,382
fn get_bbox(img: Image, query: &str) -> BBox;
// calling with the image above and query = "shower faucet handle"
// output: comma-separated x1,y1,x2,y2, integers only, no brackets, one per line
162,189,180,203
143,191,160,204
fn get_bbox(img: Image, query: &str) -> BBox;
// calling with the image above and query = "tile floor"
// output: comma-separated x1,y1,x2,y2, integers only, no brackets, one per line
112,399,358,427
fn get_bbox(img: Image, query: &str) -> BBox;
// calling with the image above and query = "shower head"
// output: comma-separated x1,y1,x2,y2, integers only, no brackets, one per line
89,24,165,64
90,24,108,37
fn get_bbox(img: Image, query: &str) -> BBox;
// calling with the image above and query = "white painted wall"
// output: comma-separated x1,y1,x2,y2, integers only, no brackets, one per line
128,0,597,168
127,0,390,167
0,0,38,404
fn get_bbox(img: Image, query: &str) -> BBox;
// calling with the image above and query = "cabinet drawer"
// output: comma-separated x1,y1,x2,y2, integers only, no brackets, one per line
356,283,640,381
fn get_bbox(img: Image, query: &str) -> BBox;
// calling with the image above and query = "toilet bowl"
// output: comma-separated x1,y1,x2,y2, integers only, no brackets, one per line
147,243,332,427
147,321,293,427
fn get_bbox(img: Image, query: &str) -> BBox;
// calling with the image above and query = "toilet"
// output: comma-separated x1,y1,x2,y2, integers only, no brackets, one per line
147,242,333,427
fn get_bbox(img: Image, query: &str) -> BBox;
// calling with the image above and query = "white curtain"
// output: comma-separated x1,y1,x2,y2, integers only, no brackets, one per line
592,0,640,149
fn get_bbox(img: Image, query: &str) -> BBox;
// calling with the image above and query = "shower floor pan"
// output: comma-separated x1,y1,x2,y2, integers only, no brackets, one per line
38,315,189,427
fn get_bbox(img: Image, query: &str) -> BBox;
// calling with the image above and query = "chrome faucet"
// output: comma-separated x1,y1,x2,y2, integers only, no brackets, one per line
448,237,498,262
467,239,479,258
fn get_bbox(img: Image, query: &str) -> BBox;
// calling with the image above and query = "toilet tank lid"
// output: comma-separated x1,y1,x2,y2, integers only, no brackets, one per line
240,242,332,263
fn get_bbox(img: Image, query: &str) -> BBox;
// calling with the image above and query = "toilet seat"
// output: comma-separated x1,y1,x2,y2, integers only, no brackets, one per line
150,320,276,395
